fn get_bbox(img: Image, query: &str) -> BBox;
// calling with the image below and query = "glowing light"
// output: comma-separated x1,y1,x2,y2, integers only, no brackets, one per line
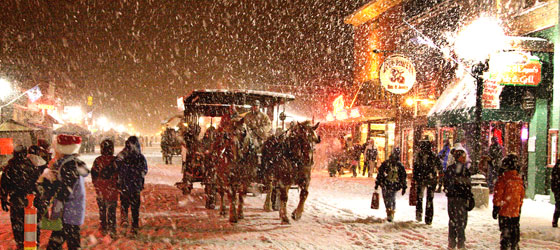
0,78,13,101
454,16,506,62
335,110,348,120
406,98,414,106
350,108,360,118
332,95,345,114
326,112,334,122
521,127,529,140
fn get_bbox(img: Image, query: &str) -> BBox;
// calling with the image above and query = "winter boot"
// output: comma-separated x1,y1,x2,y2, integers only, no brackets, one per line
416,212,422,222
553,211,559,228
386,209,394,222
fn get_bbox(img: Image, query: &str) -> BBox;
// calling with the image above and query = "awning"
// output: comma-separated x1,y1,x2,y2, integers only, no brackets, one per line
0,119,41,132
427,72,530,127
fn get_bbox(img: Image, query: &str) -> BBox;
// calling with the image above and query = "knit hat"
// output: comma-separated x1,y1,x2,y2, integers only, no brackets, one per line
54,134,82,155
501,154,519,171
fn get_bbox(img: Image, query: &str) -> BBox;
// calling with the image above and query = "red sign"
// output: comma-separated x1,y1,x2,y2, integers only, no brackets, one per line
489,52,541,86
0,138,14,155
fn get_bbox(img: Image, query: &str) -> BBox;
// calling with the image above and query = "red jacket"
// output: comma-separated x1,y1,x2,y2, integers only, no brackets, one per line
91,155,118,201
493,170,525,217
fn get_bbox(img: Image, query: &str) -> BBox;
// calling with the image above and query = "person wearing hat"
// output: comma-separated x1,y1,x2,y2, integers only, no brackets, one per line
492,154,525,250
116,136,148,235
413,140,441,225
375,147,407,222
1,145,42,249
46,134,89,250
91,139,118,237
243,99,272,149
444,148,472,249
552,160,560,228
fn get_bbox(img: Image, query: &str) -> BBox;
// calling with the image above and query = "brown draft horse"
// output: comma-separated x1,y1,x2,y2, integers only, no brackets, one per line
213,119,258,223
263,121,320,224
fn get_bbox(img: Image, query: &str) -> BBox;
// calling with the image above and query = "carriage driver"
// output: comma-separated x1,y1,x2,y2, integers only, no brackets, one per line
243,100,272,149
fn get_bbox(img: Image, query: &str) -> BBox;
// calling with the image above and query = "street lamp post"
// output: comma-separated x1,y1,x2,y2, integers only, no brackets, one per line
471,59,489,175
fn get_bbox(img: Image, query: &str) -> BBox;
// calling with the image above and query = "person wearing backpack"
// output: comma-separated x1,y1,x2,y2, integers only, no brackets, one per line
375,147,407,222
413,140,441,225
91,139,118,237
116,136,148,235
46,134,89,250
444,148,472,249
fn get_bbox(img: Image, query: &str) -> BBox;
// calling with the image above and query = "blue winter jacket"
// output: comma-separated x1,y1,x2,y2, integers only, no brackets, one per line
438,144,451,171
116,137,148,194
54,155,89,226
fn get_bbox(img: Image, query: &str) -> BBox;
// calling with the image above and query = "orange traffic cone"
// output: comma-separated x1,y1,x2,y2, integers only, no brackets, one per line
24,194,37,250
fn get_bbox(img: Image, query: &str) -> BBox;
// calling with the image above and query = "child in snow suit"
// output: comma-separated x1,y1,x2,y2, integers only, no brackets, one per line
492,154,525,250
375,147,407,222
91,139,118,236
444,148,471,249
552,160,560,227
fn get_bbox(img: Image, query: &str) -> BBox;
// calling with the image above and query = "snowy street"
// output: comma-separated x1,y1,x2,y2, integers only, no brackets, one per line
1,146,558,250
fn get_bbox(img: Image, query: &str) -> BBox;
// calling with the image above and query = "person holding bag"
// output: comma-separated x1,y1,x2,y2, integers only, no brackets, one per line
91,139,118,237
46,134,90,250
375,148,407,222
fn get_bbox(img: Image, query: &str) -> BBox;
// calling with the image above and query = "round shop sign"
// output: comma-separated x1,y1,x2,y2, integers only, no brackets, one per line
379,55,416,94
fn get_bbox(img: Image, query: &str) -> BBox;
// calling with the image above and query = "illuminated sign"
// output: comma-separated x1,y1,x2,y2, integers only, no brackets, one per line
380,55,416,94
332,95,345,114
36,103,55,110
489,52,541,86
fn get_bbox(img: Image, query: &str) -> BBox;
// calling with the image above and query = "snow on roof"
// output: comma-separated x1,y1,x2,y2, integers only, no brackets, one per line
428,72,477,116
188,89,295,100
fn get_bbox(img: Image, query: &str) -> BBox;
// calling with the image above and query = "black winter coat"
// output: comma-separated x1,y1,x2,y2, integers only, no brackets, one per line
552,162,560,194
444,163,472,198
413,149,441,187
1,157,41,206
376,159,407,192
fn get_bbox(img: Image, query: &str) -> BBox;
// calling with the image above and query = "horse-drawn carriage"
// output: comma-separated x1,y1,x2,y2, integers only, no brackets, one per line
175,89,295,194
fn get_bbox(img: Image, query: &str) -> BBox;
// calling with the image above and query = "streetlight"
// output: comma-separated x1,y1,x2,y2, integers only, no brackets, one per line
454,16,506,172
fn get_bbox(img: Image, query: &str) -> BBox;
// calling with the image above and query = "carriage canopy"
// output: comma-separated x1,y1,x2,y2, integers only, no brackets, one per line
182,89,295,117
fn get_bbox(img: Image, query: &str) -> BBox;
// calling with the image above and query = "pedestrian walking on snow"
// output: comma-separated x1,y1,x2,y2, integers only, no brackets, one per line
375,147,407,222
1,145,43,249
91,139,119,237
493,154,524,250
413,140,441,225
363,139,378,177
46,134,90,250
437,140,451,192
552,160,560,228
116,136,148,235
444,148,472,249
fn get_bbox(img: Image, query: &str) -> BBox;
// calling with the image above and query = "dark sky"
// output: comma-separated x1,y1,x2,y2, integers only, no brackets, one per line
0,0,368,134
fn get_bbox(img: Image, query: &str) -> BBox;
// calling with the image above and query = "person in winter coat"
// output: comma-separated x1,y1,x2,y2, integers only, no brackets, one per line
444,148,472,249
363,139,378,177
488,136,503,192
492,154,525,250
437,140,451,192
116,136,148,235
91,139,118,236
350,143,363,178
46,134,89,250
375,147,407,222
552,160,560,228
0,145,43,249
413,140,441,225
28,145,49,245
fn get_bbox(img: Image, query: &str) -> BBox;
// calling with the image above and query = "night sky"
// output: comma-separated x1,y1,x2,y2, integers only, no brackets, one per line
0,0,369,134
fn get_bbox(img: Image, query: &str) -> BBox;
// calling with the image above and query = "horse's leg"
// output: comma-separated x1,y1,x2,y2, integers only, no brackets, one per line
272,184,280,211
263,179,273,212
292,176,310,221
219,187,226,216
238,186,245,219
279,182,290,224
229,184,238,223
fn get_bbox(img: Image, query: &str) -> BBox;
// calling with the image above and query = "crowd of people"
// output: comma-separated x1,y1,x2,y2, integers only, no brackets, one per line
0,134,148,250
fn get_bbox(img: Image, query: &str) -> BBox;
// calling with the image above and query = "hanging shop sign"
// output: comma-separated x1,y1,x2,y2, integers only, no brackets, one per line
489,51,541,86
482,79,504,109
379,55,416,94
